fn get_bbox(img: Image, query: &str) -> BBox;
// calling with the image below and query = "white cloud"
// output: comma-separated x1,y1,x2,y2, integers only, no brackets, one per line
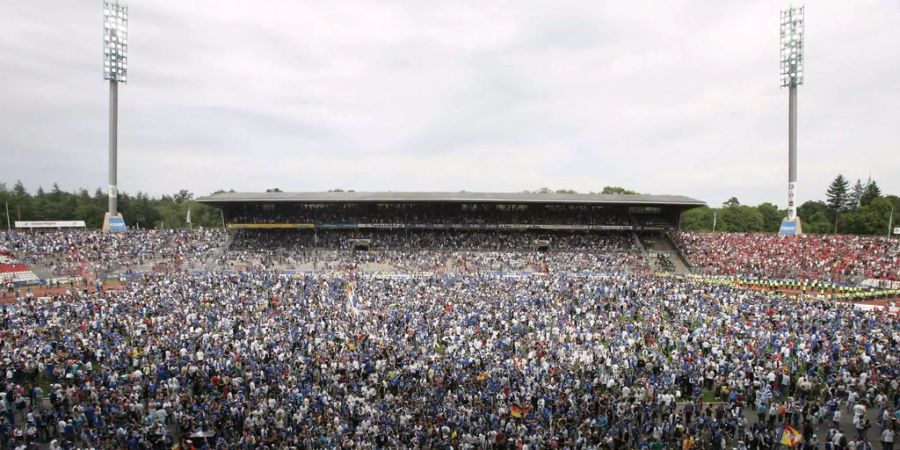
1,0,898,208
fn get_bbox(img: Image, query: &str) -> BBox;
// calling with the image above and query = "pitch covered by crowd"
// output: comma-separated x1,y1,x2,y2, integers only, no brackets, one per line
0,230,227,277
674,232,900,283
227,230,640,252
220,230,647,274
0,270,898,449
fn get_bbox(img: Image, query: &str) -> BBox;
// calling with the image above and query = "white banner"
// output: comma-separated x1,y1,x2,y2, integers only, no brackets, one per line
357,223,405,229
860,279,900,290
854,303,899,314
15,220,86,228
894,227,900,235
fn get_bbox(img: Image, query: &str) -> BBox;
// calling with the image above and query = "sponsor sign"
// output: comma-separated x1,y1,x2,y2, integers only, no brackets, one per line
357,223,405,229
108,216,127,232
497,224,529,230
227,223,315,229
15,220,86,228
778,219,799,236
529,224,570,230
316,224,357,230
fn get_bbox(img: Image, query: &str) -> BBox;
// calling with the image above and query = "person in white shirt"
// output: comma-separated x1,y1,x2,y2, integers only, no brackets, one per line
883,428,895,450
853,402,866,421
847,391,859,412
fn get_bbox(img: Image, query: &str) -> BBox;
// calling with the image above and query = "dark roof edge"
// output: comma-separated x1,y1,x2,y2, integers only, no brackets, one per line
198,192,706,207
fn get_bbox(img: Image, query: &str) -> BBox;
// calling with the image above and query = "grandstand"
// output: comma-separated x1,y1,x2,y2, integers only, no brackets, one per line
674,231,900,283
199,191,705,231
196,191,705,274
0,248,39,284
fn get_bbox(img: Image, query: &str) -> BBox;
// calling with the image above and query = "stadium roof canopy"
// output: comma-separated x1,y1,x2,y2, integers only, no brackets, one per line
198,191,705,207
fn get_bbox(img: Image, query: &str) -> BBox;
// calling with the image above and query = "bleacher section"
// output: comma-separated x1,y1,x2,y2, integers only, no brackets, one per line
0,255,39,285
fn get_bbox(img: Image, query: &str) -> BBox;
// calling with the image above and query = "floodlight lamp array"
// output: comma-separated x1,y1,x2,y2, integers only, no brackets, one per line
779,6,804,87
103,1,128,83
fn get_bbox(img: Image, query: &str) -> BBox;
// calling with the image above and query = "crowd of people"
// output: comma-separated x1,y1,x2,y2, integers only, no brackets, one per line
218,249,647,276
674,232,900,282
229,230,639,252
219,231,646,274
2,226,896,285
0,226,898,449
1,270,897,449
0,230,226,278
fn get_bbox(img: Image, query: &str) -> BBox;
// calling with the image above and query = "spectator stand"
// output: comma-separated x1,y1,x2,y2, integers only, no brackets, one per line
674,231,900,284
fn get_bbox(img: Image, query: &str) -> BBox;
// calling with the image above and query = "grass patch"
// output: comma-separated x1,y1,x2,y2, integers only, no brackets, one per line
102,279,125,288
702,388,719,403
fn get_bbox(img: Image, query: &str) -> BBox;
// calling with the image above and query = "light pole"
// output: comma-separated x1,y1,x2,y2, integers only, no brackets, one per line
778,6,804,236
889,205,894,238
102,0,128,232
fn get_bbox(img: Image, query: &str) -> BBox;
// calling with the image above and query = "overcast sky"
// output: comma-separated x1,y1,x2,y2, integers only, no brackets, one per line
1,0,898,207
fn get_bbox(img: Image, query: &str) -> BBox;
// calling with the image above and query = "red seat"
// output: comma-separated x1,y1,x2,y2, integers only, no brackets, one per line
0,263,30,273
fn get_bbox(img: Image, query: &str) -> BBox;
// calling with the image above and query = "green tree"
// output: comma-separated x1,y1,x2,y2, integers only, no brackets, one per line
74,202,105,228
798,200,828,224
859,180,882,206
0,183,9,229
756,202,784,232
12,181,27,197
723,197,741,208
718,205,764,232
841,197,892,235
0,180,229,230
600,186,639,195
174,189,193,203
679,206,715,231
849,179,865,210
11,180,32,220
804,211,833,234
825,175,850,218
885,195,900,214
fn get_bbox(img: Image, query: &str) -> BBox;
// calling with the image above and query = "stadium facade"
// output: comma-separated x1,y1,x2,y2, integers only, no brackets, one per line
198,191,704,231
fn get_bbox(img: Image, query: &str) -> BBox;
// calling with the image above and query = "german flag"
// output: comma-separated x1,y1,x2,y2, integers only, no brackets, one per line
510,405,529,418
780,423,802,447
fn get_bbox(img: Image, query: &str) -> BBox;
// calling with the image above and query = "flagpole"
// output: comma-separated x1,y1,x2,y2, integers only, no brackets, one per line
4,202,10,230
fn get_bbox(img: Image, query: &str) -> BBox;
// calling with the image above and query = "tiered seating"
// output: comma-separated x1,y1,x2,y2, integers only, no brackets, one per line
633,215,673,228
1,271,39,284
674,232,900,282
0,250,40,285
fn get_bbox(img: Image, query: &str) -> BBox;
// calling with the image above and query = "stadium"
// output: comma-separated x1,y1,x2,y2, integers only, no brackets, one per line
1,188,898,448
2,1,900,449
202,191,704,229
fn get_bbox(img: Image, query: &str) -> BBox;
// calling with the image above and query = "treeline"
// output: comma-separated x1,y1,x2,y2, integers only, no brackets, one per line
522,186,641,195
0,181,226,230
681,176,898,235
0,179,895,234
